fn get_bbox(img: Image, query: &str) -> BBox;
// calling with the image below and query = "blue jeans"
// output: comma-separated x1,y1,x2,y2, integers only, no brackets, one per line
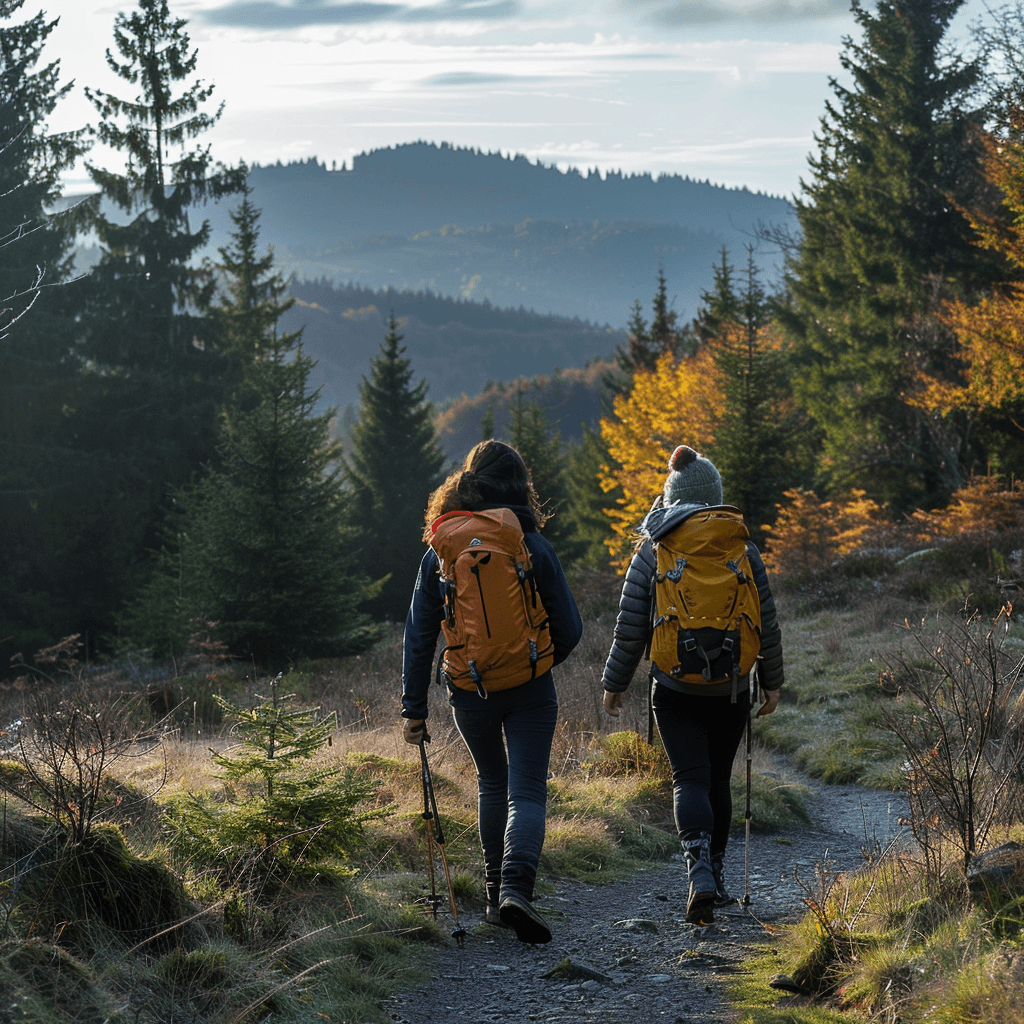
451,675,558,904
652,681,750,854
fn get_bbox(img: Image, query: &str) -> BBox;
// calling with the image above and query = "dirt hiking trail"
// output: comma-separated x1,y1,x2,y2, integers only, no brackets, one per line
383,780,907,1024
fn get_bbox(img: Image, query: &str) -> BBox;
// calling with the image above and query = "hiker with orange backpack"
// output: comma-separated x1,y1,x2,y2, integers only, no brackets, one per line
401,439,583,944
601,445,783,925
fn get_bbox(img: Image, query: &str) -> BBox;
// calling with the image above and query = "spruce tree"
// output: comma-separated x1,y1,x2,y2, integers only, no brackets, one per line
165,672,382,885
82,0,242,371
212,175,291,388
614,267,691,385
346,315,446,621
508,386,572,551
649,265,682,360
780,0,993,511
614,298,655,378
702,249,812,544
63,0,244,650
561,425,619,569
692,247,742,346
0,1,90,654
123,198,368,664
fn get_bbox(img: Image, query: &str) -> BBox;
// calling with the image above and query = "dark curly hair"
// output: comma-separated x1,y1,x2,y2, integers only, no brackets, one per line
423,439,549,540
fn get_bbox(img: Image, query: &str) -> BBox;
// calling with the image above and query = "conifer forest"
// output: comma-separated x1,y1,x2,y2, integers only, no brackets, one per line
1,0,1023,667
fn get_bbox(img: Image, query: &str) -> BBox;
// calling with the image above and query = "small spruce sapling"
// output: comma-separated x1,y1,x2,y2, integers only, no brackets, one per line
168,673,386,883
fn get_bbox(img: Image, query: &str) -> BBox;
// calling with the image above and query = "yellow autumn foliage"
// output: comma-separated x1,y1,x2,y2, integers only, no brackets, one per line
599,349,723,565
765,477,1024,575
917,107,1024,420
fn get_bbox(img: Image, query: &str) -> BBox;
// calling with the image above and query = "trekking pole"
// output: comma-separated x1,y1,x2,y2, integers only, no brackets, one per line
418,736,443,920
743,662,760,907
646,671,654,746
418,737,467,947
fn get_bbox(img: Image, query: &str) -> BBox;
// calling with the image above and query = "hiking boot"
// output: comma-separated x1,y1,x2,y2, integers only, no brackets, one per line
712,851,734,908
484,902,509,928
498,893,552,944
682,830,716,924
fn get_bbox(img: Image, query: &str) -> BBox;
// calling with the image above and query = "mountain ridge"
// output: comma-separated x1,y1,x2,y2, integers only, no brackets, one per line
204,142,797,327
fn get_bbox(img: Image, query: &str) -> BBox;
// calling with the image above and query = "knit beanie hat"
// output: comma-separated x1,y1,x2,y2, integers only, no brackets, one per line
663,445,723,506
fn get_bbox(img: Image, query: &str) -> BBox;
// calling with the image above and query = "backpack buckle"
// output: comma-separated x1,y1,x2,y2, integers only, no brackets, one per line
666,557,686,583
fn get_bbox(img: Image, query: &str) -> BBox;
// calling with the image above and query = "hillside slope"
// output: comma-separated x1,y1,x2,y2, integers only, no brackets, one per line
283,280,623,411
203,143,796,327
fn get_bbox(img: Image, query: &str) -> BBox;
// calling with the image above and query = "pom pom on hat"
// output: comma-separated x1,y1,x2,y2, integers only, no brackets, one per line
663,444,723,507
668,445,698,471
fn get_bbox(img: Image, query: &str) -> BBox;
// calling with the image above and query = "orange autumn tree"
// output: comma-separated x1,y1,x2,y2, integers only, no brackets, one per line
599,349,723,563
918,106,1024,427
762,488,886,575
909,475,1024,557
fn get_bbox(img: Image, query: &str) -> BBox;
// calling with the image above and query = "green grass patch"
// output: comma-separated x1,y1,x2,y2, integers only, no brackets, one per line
732,773,812,832
725,945,852,1024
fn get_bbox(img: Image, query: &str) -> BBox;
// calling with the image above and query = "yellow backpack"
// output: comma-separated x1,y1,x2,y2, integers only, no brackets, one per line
648,506,761,699
430,508,554,698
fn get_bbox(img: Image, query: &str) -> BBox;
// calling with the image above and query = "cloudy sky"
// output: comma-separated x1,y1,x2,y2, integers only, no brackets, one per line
46,0,988,199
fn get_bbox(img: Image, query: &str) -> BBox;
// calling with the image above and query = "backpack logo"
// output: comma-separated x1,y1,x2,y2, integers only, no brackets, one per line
648,506,761,698
430,509,554,698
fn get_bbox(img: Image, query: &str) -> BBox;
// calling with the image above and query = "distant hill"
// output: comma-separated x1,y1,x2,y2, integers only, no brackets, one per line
281,280,624,412
433,362,615,462
203,142,797,328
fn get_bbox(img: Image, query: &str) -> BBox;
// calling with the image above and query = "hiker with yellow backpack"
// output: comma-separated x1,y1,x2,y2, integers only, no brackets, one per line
401,439,583,944
602,445,784,925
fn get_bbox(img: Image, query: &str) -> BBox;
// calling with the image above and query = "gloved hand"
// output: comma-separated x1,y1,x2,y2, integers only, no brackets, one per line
603,690,625,717
403,718,429,744
757,689,780,718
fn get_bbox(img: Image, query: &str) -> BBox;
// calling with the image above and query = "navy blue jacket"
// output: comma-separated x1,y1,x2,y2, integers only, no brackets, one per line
402,506,583,721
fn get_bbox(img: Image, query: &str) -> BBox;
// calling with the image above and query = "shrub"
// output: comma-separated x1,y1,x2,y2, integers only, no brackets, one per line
884,607,1024,884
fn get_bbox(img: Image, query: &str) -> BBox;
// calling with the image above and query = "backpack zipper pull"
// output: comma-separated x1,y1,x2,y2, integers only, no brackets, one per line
469,660,487,699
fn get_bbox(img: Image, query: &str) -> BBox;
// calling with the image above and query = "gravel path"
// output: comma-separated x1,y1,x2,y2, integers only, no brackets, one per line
383,779,908,1024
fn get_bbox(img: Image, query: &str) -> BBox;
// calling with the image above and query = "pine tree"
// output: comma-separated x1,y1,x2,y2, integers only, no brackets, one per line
614,268,689,382
123,198,368,664
346,315,447,621
780,0,994,511
509,385,571,551
165,672,382,885
82,0,242,371
62,0,245,652
0,1,90,654
702,249,813,543
692,247,742,346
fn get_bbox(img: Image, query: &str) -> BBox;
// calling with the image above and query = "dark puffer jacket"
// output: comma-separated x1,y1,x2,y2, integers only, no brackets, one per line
602,502,784,697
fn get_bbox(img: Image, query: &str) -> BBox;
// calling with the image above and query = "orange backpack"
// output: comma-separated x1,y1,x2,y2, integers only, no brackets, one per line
648,506,761,699
430,509,554,698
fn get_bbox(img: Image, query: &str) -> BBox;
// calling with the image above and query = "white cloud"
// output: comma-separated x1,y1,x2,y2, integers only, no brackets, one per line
48,0,857,197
